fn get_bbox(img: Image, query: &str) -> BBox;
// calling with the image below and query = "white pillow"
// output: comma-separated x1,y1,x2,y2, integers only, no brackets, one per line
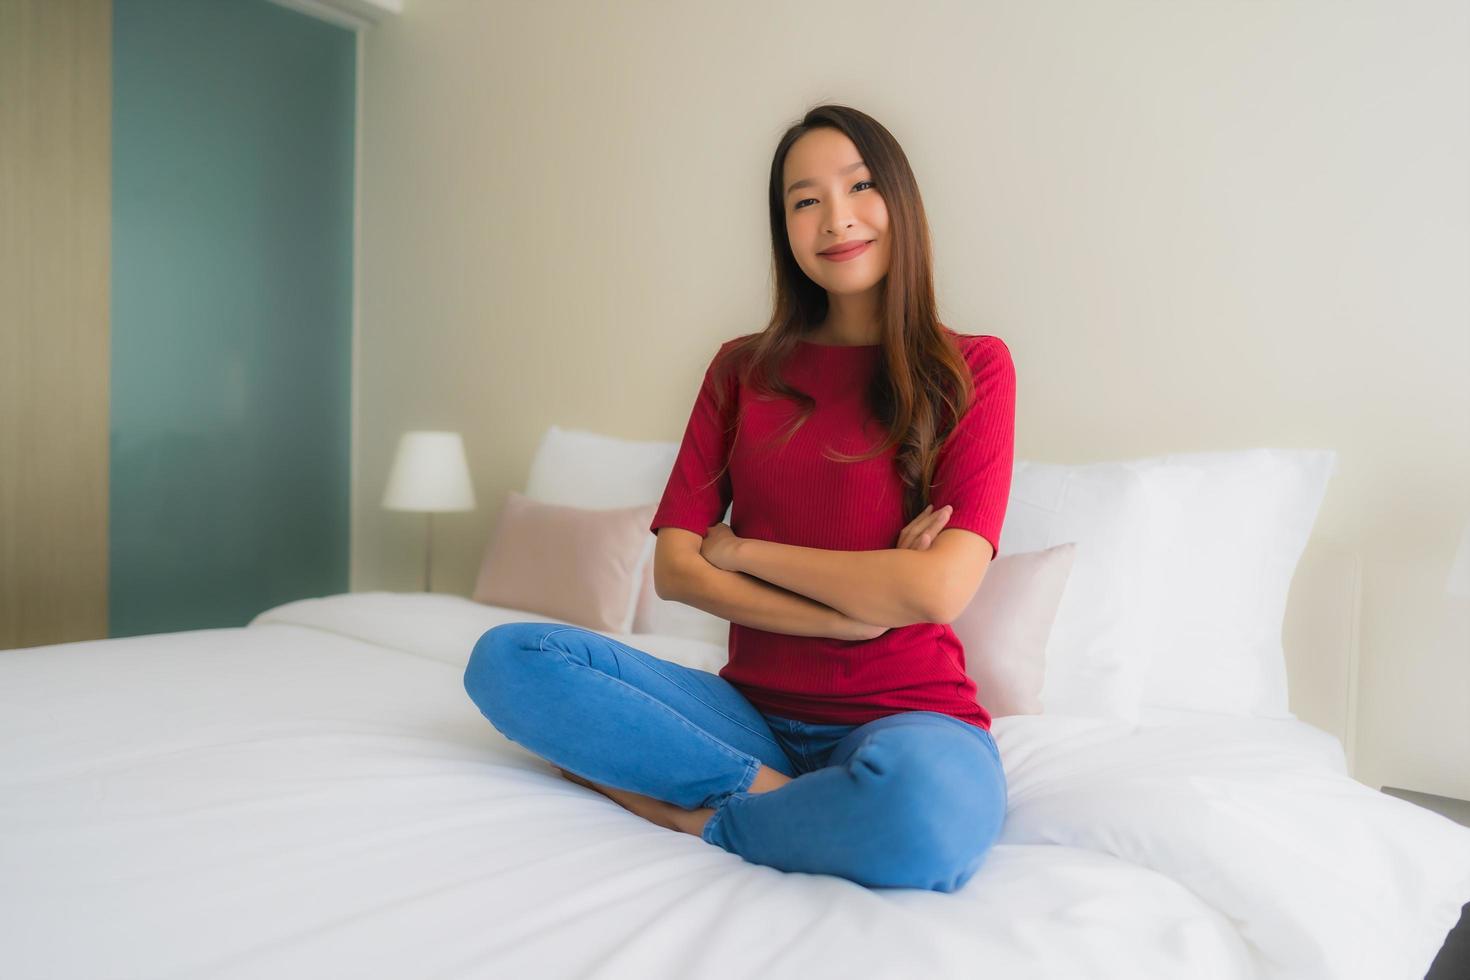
1125,448,1336,718
632,570,730,646
525,424,679,508
1002,460,1155,723
523,425,730,643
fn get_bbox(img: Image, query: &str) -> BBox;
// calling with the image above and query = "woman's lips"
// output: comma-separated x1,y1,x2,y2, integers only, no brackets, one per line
819,240,872,262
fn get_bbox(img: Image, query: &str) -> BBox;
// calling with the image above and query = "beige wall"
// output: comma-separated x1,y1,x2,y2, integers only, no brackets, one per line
0,0,111,649
354,1,1470,799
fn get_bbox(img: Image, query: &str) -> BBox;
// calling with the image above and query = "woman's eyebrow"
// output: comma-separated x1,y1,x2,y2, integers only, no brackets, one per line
785,160,868,197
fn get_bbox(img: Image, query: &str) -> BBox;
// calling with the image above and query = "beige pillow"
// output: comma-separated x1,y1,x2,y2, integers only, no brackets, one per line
955,542,1078,718
471,491,657,633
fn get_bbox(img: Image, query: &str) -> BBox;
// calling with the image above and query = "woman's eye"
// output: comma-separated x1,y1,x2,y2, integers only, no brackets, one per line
793,180,875,210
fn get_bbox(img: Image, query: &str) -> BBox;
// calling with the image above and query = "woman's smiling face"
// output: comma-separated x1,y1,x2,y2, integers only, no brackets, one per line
782,127,891,296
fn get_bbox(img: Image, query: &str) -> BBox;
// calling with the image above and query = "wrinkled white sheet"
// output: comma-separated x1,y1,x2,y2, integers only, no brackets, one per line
0,591,1463,980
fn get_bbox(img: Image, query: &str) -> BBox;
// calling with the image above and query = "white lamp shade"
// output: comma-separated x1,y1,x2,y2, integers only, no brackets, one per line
381,431,477,512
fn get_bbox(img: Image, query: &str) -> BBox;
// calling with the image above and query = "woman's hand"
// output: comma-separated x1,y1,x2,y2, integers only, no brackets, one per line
896,503,952,551
844,504,954,642
700,522,743,572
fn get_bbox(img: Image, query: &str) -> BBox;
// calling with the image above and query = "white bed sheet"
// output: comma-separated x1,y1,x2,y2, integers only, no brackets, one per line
0,591,1463,980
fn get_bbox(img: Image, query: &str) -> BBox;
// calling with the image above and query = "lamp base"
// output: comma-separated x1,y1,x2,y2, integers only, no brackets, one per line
424,511,433,592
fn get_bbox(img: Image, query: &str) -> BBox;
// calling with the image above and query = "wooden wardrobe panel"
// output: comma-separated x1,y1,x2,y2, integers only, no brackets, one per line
0,0,112,649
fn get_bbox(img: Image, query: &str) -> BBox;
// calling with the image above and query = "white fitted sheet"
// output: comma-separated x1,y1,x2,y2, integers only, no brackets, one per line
0,591,1464,980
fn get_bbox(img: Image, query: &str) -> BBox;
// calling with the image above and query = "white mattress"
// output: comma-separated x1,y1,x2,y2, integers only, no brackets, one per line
1,591,1465,980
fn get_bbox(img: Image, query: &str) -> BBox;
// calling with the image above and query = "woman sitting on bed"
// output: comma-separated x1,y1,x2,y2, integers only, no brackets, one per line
463,103,1017,894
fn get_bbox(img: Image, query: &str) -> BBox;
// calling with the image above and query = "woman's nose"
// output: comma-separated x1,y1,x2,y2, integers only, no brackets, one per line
825,209,854,235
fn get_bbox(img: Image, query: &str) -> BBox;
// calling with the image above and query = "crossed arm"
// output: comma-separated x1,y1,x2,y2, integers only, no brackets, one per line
716,531,992,628
726,539,936,628
656,521,994,636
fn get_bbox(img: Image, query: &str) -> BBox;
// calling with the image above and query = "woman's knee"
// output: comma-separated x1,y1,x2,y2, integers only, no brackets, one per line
463,622,563,710
844,732,1004,892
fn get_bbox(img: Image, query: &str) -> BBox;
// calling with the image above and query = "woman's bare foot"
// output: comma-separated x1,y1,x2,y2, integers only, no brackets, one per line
749,765,793,793
555,767,713,836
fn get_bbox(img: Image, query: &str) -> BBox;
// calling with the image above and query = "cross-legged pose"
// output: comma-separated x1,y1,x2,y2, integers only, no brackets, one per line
465,104,1017,893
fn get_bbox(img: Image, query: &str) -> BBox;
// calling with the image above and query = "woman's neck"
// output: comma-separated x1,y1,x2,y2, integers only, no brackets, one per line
810,289,882,346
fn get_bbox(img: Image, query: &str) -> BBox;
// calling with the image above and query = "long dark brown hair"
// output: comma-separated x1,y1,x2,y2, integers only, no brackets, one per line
704,104,977,523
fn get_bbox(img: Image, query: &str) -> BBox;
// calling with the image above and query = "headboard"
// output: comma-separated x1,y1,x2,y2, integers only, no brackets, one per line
1281,537,1363,776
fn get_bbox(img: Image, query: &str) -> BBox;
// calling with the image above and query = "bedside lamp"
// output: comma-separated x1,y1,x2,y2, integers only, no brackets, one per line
381,431,477,592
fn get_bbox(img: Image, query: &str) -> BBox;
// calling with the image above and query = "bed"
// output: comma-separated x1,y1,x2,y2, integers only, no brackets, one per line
2,570,1467,980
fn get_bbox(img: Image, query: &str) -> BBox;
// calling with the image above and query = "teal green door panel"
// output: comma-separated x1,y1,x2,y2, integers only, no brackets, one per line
110,0,355,637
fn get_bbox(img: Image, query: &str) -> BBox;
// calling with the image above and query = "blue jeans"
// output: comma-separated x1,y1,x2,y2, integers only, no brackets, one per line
462,622,1008,893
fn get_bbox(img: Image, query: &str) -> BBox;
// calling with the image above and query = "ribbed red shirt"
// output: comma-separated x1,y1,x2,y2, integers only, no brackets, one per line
649,328,1016,731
